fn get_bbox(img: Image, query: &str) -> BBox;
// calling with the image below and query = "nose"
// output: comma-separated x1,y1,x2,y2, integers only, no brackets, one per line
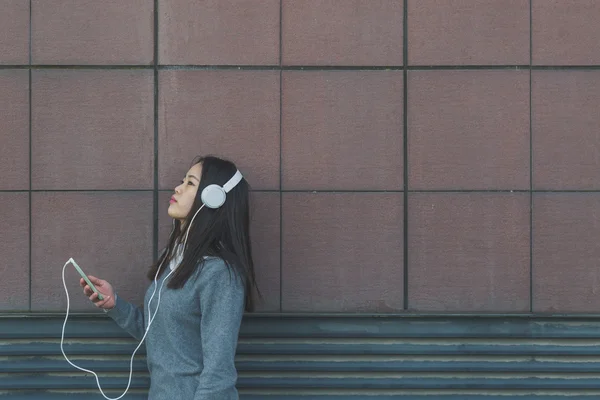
174,183,183,194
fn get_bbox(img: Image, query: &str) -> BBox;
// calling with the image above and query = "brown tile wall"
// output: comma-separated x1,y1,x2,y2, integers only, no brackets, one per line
1,1,598,313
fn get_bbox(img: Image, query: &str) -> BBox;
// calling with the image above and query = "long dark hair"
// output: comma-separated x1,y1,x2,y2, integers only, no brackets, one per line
147,155,259,311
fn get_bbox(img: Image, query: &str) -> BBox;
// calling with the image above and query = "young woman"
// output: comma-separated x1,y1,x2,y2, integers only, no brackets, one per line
80,155,258,400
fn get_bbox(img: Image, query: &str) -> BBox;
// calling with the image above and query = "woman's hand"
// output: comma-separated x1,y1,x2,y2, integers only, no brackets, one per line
80,276,116,310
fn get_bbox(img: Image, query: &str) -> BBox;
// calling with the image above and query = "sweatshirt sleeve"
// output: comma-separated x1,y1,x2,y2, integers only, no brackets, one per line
194,261,245,400
105,294,146,341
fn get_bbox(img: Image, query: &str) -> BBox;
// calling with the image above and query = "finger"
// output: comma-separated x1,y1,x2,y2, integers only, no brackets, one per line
95,296,111,308
79,278,86,287
87,275,102,285
83,285,93,296
89,292,99,302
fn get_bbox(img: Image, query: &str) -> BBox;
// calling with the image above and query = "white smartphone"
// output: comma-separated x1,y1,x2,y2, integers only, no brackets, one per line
69,258,104,301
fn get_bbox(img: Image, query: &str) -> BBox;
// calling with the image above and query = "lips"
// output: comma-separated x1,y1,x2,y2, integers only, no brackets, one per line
170,196,177,204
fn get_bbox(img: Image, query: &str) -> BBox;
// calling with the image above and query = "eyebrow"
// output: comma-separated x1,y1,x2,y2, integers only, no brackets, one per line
186,174,200,182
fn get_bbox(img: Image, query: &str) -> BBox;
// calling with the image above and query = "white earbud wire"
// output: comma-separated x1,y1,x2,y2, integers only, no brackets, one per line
60,204,205,399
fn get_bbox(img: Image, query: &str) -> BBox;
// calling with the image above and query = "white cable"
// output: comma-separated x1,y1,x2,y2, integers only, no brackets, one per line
60,204,204,399
183,204,203,247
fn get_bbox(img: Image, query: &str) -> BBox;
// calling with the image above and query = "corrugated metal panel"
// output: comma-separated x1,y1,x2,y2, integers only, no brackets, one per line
2,314,600,399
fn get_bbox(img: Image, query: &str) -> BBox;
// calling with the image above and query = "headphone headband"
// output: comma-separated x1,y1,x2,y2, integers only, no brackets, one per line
223,170,243,193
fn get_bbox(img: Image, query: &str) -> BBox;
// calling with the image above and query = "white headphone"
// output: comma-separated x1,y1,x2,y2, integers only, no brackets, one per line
200,170,244,209
60,168,245,400
183,169,243,244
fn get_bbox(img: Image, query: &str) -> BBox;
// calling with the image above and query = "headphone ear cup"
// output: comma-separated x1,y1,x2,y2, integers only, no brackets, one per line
201,184,226,209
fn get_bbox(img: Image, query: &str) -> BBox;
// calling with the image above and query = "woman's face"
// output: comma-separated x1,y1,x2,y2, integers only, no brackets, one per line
168,163,202,223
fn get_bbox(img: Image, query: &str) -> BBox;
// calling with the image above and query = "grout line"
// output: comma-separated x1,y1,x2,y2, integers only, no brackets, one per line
152,0,159,260
403,0,409,310
279,0,284,313
5,64,600,71
2,188,600,194
529,0,534,313
28,0,32,312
